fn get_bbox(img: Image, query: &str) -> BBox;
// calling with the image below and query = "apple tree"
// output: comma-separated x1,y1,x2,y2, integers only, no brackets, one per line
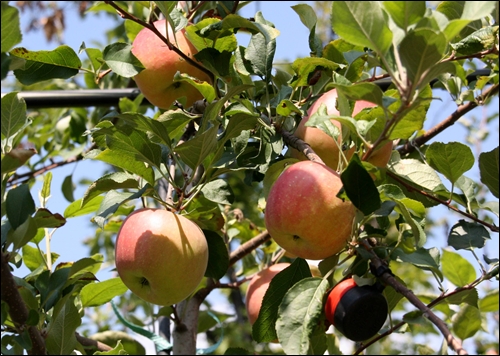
1,1,499,355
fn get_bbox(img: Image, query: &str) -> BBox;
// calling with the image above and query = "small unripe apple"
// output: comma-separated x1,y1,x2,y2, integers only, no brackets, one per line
115,208,208,306
131,20,212,109
290,88,392,172
245,263,290,327
265,161,356,260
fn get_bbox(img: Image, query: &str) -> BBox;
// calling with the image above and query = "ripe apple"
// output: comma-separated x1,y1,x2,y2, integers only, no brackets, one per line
265,161,356,260
245,263,290,327
131,19,212,109
115,208,208,306
290,88,392,172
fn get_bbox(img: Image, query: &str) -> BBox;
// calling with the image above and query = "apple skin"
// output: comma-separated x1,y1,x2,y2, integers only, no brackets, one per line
265,161,356,260
115,208,208,306
290,88,392,171
131,20,212,109
245,263,291,327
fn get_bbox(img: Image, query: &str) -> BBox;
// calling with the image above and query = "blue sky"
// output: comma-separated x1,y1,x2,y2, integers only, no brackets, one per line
5,1,499,353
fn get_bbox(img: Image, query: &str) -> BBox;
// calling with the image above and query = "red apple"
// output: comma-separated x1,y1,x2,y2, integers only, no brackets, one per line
131,20,212,109
265,161,356,260
245,263,291,327
290,88,392,172
115,208,208,306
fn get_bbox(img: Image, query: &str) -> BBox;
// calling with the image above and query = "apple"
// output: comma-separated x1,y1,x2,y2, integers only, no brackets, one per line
115,208,208,306
131,19,212,109
290,88,392,172
245,263,290,327
265,161,356,260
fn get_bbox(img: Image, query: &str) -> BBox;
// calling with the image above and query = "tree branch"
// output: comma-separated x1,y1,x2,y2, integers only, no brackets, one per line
1,252,46,355
228,230,272,267
398,83,499,156
361,241,468,355
276,126,325,165
75,332,113,352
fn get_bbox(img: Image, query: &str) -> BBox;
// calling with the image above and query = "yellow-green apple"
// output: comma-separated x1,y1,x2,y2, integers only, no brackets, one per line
290,88,392,172
265,160,356,260
131,19,212,109
245,263,290,327
115,208,208,306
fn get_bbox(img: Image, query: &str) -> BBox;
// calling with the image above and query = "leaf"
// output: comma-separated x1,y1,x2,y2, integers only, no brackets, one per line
1,2,22,52
245,31,276,80
252,258,312,343
479,289,499,312
175,125,219,170
291,57,340,88
451,26,499,55
341,154,381,215
448,220,490,251
82,172,139,208
452,305,481,340
61,174,75,203
89,331,145,355
1,92,27,149
173,71,216,102
276,277,330,355
331,1,392,56
6,184,36,230
392,247,443,281
383,1,426,30
45,297,81,355
36,268,71,311
201,179,234,205
331,82,384,107
203,230,229,280
11,45,82,85
33,208,66,229
399,28,447,85
80,277,129,307
426,142,474,184
1,147,36,174
442,250,476,287
64,195,103,218
388,158,448,193
479,147,499,198
102,42,144,77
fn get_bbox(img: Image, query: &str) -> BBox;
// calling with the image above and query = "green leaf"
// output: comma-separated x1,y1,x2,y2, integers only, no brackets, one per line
479,289,499,312
90,331,145,355
451,26,499,55
448,220,490,251
201,179,234,205
399,29,447,85
331,82,384,107
442,250,476,286
45,297,81,355
341,154,381,215
80,277,128,307
276,277,330,355
392,247,443,281
252,259,312,343
292,3,318,31
64,195,103,218
452,305,481,340
33,208,66,229
1,148,36,174
479,146,499,198
93,340,126,355
291,57,340,88
383,1,426,30
388,158,448,193
331,1,392,55
1,2,22,52
175,125,219,170
1,92,28,151
102,42,144,77
203,230,229,280
82,172,139,208
36,268,71,311
245,31,276,81
11,45,82,85
426,142,474,184
61,174,75,203
6,184,36,230
22,244,46,272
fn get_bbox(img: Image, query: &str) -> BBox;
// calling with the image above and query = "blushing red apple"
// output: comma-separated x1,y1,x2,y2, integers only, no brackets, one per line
115,208,208,306
290,88,392,172
131,20,212,109
265,161,356,260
